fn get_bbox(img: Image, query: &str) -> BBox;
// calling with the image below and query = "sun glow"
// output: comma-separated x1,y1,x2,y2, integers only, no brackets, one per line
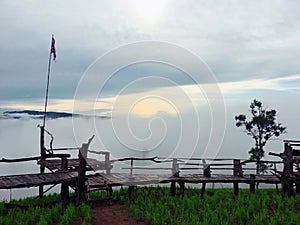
130,96,177,117
135,0,165,23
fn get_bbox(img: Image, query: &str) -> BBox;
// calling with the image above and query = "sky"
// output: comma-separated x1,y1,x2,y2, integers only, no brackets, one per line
1,0,300,160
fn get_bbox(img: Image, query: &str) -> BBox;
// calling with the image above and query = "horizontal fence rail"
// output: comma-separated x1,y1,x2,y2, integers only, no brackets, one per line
0,154,71,163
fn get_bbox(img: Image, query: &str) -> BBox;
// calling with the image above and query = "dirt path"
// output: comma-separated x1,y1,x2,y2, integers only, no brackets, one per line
91,203,148,225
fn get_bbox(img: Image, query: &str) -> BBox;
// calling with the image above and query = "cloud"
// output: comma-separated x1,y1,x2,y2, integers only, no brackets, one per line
219,73,300,94
1,1,300,103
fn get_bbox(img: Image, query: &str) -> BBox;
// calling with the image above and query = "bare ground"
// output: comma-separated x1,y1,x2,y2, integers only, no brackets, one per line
91,203,148,225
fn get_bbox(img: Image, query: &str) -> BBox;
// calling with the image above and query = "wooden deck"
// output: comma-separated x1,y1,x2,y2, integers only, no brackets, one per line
2,137,300,204
0,172,280,190
91,173,281,187
0,171,78,189
97,173,171,186
167,174,281,184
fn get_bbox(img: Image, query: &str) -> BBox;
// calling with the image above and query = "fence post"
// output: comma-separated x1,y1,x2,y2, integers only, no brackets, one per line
203,159,211,178
61,156,69,206
293,152,300,194
170,158,179,196
179,181,185,198
250,174,256,193
282,142,294,197
128,186,135,199
128,158,136,198
201,159,210,197
105,152,111,175
201,182,206,197
172,158,179,176
39,126,46,198
130,158,134,176
274,163,279,193
170,181,176,196
76,135,94,206
233,159,240,195
296,181,300,194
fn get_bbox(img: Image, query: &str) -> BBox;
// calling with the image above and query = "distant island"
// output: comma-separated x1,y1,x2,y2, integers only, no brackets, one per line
1,110,110,120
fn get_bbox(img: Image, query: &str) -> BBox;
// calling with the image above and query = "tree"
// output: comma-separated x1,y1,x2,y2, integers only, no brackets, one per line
235,99,287,174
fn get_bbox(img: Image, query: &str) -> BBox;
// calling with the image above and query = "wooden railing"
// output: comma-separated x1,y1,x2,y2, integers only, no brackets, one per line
0,154,71,167
118,156,283,177
3,138,300,204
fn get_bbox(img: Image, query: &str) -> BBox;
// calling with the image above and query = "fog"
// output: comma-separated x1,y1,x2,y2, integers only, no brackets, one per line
0,94,297,200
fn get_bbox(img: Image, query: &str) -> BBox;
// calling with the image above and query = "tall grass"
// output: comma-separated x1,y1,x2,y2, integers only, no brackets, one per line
0,194,63,225
80,203,92,225
59,204,76,225
116,187,300,225
2,187,300,225
0,193,91,225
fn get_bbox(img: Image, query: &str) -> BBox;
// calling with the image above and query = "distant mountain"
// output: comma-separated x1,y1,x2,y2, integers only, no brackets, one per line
1,110,110,120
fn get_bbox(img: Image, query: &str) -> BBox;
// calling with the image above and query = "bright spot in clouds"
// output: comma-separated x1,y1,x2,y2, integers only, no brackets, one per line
135,0,166,23
130,96,177,117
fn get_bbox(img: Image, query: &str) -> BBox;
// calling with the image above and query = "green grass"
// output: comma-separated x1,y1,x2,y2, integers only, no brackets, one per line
0,193,91,225
80,203,92,225
59,204,76,225
2,187,300,225
114,187,300,225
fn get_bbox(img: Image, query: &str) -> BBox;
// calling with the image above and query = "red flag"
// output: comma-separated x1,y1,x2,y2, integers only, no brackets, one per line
50,35,56,61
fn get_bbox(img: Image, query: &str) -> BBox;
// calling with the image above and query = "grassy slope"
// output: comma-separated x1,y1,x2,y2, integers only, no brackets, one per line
0,194,91,225
1,188,300,225
116,187,300,225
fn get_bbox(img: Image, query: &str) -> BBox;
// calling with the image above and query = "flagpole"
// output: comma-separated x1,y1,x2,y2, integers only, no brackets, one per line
43,35,54,128
39,35,55,197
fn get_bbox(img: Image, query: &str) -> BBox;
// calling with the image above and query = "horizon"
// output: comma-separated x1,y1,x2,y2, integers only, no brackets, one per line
1,1,300,163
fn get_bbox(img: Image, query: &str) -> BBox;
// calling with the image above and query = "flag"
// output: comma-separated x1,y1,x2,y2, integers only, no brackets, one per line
50,35,56,61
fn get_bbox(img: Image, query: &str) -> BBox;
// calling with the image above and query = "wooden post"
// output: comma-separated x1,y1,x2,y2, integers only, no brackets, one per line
61,156,69,206
282,143,294,197
76,136,94,206
128,186,135,199
130,158,133,176
128,158,135,198
250,174,256,193
170,158,179,196
233,183,239,195
293,154,300,194
234,159,243,177
296,181,300,194
170,181,176,196
105,152,111,175
201,159,210,197
76,143,88,205
203,159,211,178
179,182,185,198
274,163,279,193
172,158,179,176
39,126,46,198
233,159,240,195
105,181,113,198
201,182,206,197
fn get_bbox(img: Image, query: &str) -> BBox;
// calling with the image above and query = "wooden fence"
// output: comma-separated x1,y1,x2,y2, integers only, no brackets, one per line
1,138,300,206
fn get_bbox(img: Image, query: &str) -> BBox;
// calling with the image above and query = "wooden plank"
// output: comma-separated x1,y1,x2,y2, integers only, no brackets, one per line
42,158,112,171
0,154,71,163
0,171,77,189
100,173,171,185
157,157,248,161
284,140,300,143
0,171,281,193
96,173,281,186
122,167,172,170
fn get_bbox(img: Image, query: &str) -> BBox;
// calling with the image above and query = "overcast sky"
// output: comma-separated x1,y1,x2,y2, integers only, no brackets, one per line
1,0,300,158
1,0,300,100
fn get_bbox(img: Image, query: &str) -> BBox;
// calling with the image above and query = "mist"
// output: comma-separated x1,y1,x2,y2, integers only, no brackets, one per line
0,92,298,200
